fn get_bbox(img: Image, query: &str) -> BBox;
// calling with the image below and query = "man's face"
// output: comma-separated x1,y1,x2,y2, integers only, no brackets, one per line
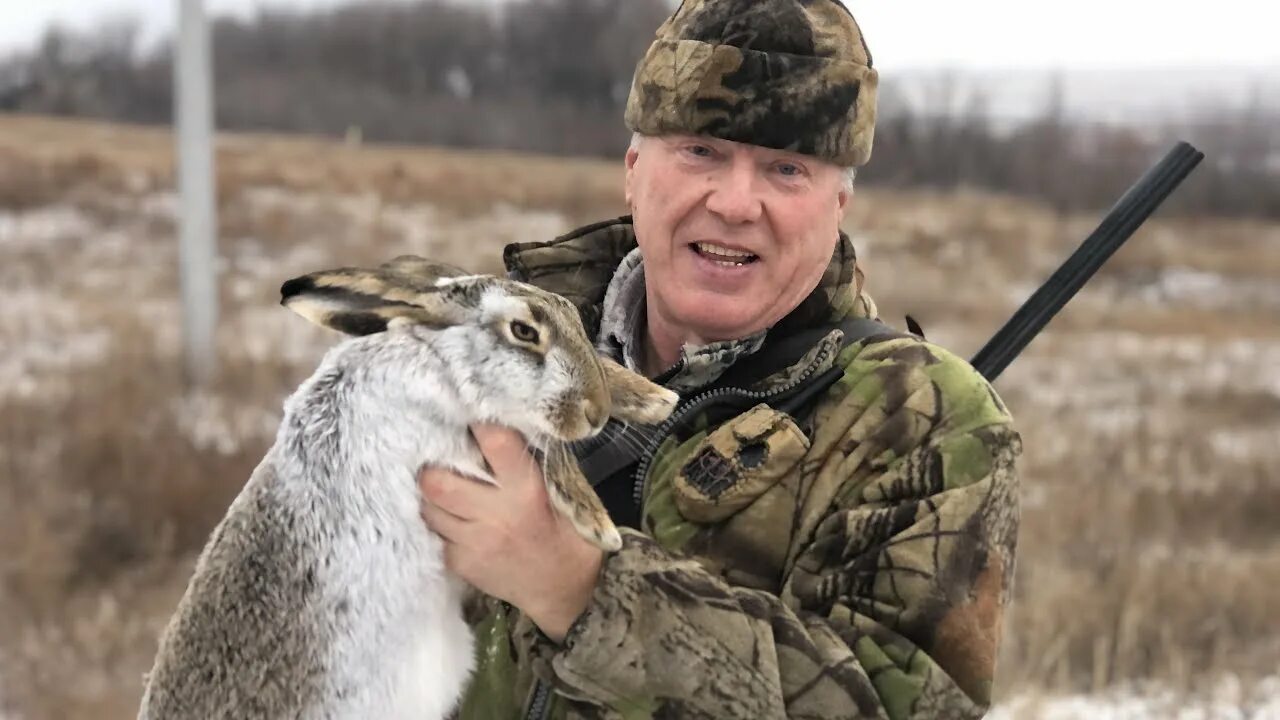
625,134,850,344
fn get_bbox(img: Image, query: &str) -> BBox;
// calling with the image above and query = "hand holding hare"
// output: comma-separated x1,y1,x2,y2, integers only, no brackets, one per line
419,424,612,642
137,256,677,720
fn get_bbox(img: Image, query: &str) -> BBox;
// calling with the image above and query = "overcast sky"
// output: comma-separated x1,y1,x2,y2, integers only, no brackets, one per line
1,0,1277,71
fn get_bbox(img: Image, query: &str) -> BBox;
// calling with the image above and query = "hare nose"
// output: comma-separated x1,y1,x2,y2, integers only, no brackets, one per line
582,399,606,430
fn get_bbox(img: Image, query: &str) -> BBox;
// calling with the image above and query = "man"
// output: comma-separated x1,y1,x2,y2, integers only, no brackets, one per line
419,0,1021,717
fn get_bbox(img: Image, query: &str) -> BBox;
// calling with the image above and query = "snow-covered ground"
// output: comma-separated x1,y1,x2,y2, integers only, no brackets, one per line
0,186,573,438
3,173,1278,718
991,676,1280,719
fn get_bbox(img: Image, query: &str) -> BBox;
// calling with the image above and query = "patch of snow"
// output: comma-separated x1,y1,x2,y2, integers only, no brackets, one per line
226,304,332,366
0,205,97,249
1006,281,1040,307
170,391,282,455
1128,267,1280,313
239,185,384,225
1015,333,1280,411
231,238,333,283
135,191,178,221
0,289,113,400
1209,428,1280,463
991,675,1280,720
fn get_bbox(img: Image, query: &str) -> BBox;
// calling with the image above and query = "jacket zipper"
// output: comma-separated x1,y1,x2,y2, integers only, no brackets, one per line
526,680,552,720
502,597,552,720
631,343,837,509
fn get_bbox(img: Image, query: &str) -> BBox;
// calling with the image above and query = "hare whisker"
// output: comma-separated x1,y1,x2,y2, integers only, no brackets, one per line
610,422,661,457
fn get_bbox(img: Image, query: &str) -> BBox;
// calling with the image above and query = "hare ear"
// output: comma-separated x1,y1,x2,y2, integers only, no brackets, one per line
378,255,473,284
600,356,679,425
280,267,490,336
542,444,622,552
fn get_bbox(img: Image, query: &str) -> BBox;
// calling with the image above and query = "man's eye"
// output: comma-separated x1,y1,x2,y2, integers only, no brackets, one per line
776,162,804,177
686,144,714,158
510,320,540,344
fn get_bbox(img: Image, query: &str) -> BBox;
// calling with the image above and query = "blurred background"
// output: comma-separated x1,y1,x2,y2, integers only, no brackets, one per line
0,1,1276,718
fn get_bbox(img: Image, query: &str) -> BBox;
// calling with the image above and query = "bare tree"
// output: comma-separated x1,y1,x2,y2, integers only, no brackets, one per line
0,0,1274,217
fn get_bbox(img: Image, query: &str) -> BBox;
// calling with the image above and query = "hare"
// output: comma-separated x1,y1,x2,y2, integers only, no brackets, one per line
137,256,678,720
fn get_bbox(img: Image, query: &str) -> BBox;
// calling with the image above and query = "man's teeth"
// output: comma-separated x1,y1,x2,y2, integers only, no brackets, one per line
695,242,753,258
694,242,757,264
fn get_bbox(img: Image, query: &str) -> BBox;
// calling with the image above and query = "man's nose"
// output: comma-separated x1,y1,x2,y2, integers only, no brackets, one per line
704,163,763,224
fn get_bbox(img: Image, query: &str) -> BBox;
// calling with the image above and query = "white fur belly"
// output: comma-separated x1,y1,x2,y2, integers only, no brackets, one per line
389,596,475,720
319,524,475,720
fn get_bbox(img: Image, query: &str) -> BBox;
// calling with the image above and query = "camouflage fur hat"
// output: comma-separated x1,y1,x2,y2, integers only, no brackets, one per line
624,0,878,167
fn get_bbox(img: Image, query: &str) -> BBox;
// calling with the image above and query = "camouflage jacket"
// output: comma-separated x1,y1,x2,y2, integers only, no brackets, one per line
457,218,1021,720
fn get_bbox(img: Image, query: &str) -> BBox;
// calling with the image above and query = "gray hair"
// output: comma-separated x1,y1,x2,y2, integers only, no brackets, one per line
628,132,856,191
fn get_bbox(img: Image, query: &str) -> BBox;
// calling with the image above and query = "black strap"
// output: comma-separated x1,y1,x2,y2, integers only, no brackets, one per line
578,317,897,490
712,316,893,391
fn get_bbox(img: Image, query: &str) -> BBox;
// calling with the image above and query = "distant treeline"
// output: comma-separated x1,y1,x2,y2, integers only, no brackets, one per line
1,0,1276,218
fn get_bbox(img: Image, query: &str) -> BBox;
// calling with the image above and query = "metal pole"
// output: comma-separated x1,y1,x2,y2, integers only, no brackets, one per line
175,0,219,386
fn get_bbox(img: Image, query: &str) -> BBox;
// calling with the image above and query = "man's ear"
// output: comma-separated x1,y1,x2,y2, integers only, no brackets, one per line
280,263,490,336
830,186,850,234
624,145,641,209
599,356,678,425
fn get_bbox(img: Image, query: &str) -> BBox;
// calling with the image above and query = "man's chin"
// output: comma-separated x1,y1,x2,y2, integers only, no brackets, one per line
669,300,770,343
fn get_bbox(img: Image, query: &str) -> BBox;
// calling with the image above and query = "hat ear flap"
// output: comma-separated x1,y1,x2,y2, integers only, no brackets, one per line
280,266,489,336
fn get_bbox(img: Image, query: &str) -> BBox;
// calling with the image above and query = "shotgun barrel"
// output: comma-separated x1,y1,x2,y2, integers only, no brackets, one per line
970,141,1205,381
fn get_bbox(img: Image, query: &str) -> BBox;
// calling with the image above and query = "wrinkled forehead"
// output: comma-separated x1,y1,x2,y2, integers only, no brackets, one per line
659,133,825,162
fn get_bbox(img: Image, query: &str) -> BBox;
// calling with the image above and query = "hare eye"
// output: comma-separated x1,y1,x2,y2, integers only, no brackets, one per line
509,320,540,344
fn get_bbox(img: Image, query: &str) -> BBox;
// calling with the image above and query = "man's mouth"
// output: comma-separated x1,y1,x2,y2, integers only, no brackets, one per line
690,241,759,266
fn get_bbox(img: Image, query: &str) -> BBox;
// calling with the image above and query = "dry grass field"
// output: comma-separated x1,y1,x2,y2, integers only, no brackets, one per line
1,115,1277,718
